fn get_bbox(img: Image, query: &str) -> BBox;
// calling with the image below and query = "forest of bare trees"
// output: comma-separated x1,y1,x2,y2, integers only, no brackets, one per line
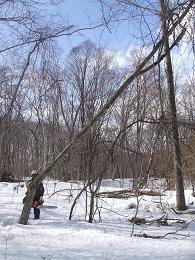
0,0,194,224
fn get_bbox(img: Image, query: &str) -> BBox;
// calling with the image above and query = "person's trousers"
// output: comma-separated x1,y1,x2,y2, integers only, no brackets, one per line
34,207,40,219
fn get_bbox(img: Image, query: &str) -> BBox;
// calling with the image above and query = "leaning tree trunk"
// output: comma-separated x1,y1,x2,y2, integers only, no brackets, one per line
19,185,37,224
160,0,186,210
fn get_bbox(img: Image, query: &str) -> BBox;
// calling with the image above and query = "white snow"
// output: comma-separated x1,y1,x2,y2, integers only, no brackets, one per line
0,179,195,260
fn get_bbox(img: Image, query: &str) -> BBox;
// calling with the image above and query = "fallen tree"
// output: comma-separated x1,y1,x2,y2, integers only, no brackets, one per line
97,189,165,199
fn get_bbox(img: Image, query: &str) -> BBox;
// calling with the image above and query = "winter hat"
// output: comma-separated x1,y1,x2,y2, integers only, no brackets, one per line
31,170,38,176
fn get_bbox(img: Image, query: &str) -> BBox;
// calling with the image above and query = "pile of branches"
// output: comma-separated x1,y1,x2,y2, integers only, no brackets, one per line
128,215,186,226
97,189,164,199
132,218,194,239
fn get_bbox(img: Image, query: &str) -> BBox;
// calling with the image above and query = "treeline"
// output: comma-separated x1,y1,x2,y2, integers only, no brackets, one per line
1,40,194,188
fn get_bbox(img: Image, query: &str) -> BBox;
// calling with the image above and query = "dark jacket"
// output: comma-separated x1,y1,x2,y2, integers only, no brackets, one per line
25,182,45,208
34,183,44,201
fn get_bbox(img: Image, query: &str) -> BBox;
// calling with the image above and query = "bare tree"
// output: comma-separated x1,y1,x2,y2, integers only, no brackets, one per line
160,0,186,210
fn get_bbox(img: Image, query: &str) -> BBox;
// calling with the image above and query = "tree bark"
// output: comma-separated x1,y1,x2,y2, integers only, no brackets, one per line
19,185,37,225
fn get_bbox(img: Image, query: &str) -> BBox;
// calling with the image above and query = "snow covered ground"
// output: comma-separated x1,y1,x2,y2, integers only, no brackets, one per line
0,179,195,260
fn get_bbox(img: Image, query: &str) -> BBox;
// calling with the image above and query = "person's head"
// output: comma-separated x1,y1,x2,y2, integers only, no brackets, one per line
31,170,38,179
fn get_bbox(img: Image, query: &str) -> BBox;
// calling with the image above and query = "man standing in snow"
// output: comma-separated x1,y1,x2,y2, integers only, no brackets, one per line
25,170,45,219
